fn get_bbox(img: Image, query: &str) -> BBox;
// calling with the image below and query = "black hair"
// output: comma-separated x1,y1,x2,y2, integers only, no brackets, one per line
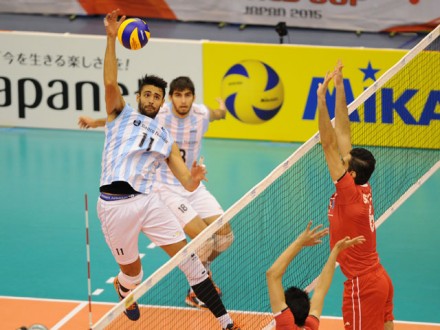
348,147,376,185
169,76,195,95
284,286,310,326
137,74,167,98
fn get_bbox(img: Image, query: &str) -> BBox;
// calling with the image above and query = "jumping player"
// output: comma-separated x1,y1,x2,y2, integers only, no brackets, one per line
95,9,240,329
79,77,234,309
154,76,234,308
317,60,394,330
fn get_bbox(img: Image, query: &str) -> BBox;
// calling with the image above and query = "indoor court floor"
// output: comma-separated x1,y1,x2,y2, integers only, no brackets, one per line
0,127,439,329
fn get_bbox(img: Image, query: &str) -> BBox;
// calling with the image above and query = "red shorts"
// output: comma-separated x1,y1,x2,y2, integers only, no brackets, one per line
342,264,394,330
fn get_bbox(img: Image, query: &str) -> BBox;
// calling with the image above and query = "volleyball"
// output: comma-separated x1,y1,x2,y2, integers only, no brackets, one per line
221,60,284,124
117,18,150,50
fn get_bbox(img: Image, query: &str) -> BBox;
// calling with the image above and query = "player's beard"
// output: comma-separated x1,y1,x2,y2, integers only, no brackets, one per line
139,104,159,119
175,107,190,116
173,101,192,117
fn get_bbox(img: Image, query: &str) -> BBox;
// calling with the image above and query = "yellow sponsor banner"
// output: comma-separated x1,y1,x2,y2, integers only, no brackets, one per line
203,42,440,149
350,50,440,149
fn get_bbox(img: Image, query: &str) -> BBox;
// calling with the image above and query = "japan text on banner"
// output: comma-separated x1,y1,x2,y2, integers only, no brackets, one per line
0,0,439,32
166,0,440,33
0,31,203,130
203,42,440,149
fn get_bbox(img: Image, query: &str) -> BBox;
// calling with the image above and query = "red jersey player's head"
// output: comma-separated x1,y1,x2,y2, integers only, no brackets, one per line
284,286,310,326
345,147,376,185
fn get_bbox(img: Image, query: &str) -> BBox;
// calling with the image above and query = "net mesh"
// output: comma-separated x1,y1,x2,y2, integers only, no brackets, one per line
94,26,440,330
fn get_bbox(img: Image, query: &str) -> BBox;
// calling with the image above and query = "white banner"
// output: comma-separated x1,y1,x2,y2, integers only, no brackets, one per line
0,0,85,15
0,31,203,130
171,0,440,32
0,0,439,32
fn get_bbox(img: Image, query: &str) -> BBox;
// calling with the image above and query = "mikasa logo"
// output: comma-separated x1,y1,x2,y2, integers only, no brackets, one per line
302,61,439,126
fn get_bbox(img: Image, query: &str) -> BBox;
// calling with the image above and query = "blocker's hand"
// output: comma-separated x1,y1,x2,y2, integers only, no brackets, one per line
334,235,366,252
298,221,329,247
317,71,334,100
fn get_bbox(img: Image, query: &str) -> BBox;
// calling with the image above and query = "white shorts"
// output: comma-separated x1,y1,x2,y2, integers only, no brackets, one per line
97,193,186,265
155,183,224,227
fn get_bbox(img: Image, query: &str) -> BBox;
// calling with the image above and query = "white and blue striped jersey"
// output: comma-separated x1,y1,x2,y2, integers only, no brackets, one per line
100,104,174,194
155,102,210,185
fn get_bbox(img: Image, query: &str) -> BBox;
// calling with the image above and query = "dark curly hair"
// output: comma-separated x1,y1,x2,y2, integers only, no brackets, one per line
137,74,167,98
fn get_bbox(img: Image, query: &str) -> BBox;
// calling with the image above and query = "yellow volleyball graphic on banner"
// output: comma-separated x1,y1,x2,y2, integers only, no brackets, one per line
221,60,284,124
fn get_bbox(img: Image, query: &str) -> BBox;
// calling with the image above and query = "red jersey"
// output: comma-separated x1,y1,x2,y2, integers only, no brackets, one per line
275,308,319,330
327,172,380,278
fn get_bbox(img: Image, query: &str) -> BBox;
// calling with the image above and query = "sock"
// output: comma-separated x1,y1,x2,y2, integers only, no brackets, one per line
189,261,212,294
191,277,227,318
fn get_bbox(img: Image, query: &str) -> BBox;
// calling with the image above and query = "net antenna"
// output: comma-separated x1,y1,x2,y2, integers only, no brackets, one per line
93,24,440,329
85,193,93,329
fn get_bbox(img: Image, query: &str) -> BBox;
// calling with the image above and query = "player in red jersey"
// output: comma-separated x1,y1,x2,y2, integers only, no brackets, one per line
317,60,394,330
266,221,365,330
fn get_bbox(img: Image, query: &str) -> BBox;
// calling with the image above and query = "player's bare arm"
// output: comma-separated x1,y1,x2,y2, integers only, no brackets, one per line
78,116,106,129
166,143,207,192
103,9,126,122
318,71,346,182
333,60,352,157
266,222,328,314
309,235,365,319
209,97,227,121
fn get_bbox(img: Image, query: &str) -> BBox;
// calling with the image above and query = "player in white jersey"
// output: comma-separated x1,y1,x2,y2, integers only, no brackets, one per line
92,9,240,329
155,76,235,308
79,77,236,309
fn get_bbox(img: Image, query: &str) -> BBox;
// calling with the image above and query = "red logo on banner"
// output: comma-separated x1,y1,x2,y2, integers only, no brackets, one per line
271,0,359,6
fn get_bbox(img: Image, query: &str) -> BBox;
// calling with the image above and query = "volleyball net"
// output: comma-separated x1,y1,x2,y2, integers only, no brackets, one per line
93,24,440,330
